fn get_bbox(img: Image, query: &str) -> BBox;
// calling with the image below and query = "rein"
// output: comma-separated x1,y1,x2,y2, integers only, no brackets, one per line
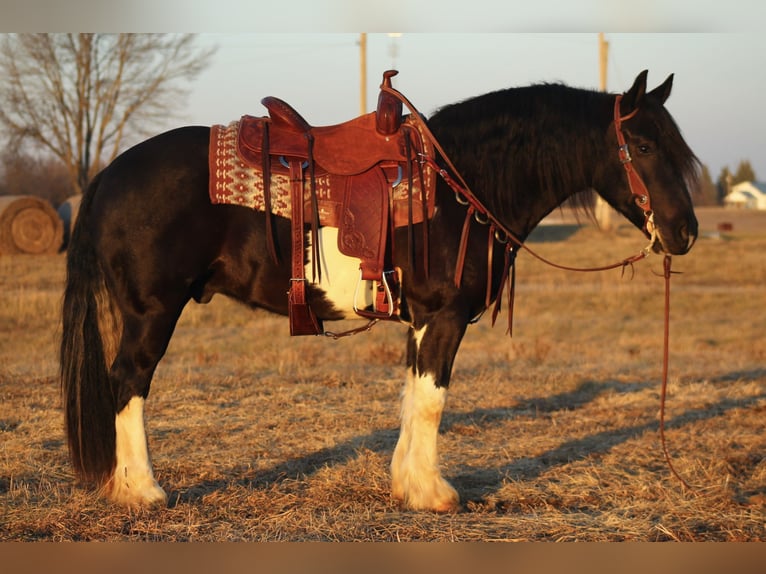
660,254,693,491
380,82,693,491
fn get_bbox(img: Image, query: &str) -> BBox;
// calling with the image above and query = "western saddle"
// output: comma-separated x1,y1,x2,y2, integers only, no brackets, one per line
235,70,434,336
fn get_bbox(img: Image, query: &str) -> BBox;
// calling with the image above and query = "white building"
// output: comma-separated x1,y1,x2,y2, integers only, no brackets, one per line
724,181,766,210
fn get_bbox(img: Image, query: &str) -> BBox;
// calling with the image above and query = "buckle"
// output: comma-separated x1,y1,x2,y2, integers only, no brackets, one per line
618,144,632,164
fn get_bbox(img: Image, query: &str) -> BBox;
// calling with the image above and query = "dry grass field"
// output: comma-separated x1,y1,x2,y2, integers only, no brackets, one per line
1,207,764,541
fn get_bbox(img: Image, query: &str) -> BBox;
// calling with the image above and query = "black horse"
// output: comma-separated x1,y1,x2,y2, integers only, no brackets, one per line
61,70,698,511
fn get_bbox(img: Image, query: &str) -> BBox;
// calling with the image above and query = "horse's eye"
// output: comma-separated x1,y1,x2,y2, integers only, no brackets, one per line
637,144,652,154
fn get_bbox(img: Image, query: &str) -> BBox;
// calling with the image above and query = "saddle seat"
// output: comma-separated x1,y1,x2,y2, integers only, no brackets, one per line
239,107,408,177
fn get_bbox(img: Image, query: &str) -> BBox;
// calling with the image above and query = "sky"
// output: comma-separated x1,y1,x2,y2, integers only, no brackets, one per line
3,1,765,180
178,33,764,181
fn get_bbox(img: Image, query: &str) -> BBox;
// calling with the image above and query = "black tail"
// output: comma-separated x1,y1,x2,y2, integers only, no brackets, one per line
60,172,119,487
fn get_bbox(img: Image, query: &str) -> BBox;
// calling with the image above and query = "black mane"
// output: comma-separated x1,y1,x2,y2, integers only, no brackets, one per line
427,83,609,225
642,95,701,198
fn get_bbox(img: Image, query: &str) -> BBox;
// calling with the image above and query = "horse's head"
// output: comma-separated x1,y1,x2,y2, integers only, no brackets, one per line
599,70,699,255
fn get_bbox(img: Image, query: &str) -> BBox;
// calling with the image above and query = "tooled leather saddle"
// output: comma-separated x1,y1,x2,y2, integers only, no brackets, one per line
223,71,435,336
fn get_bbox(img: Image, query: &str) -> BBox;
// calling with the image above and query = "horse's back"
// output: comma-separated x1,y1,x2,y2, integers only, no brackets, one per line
92,126,212,220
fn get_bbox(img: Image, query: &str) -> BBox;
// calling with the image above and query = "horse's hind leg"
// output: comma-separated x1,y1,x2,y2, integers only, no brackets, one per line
391,312,466,512
108,309,184,507
112,395,165,506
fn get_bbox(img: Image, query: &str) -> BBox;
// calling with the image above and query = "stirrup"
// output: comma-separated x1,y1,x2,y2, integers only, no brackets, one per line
353,269,399,320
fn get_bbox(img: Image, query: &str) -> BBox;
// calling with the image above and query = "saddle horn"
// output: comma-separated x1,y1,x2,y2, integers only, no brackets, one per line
376,70,403,135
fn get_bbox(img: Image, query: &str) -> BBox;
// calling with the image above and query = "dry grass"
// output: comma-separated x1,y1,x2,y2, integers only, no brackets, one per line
1,207,764,541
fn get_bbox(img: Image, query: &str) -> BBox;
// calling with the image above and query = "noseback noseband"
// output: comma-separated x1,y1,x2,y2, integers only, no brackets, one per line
613,94,655,236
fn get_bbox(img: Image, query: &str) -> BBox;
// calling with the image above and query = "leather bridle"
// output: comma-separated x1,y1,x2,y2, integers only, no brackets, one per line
613,94,658,244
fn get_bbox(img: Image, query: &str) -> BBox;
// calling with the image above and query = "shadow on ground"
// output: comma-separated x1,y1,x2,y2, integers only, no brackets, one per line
168,369,766,510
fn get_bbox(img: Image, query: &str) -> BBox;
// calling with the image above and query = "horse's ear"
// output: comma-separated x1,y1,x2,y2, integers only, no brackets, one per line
622,70,649,113
648,73,674,104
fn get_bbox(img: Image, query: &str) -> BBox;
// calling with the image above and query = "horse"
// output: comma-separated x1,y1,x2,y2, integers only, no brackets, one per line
61,70,699,511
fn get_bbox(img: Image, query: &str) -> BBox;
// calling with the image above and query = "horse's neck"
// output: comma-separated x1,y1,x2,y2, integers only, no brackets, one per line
468,147,597,240
472,110,606,238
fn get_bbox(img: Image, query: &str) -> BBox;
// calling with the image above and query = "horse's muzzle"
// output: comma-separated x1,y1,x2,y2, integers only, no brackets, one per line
655,216,698,255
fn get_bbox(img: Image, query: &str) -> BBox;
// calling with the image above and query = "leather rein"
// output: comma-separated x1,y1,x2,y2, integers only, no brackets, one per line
380,84,692,491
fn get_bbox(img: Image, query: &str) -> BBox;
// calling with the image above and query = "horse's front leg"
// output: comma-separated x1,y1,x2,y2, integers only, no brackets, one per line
391,310,467,512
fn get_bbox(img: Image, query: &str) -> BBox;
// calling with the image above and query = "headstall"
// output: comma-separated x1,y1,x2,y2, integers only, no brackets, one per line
613,94,658,244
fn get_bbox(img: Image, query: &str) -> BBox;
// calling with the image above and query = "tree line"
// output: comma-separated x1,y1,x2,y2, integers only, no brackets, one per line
694,159,757,207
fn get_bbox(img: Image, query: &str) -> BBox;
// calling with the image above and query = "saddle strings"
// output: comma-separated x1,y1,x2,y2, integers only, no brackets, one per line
306,133,322,284
261,121,280,265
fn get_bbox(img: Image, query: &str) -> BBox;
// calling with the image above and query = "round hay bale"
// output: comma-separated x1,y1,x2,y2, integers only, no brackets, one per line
57,194,82,250
0,195,64,255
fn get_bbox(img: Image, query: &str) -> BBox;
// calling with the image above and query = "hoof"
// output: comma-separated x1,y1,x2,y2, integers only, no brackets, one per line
391,474,460,513
107,476,168,508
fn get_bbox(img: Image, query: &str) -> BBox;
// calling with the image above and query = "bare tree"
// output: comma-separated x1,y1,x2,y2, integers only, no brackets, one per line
0,34,215,194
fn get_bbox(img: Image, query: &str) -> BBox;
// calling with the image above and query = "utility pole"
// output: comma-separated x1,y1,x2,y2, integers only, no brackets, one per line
599,32,608,92
359,33,367,115
595,32,614,231
387,33,402,69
